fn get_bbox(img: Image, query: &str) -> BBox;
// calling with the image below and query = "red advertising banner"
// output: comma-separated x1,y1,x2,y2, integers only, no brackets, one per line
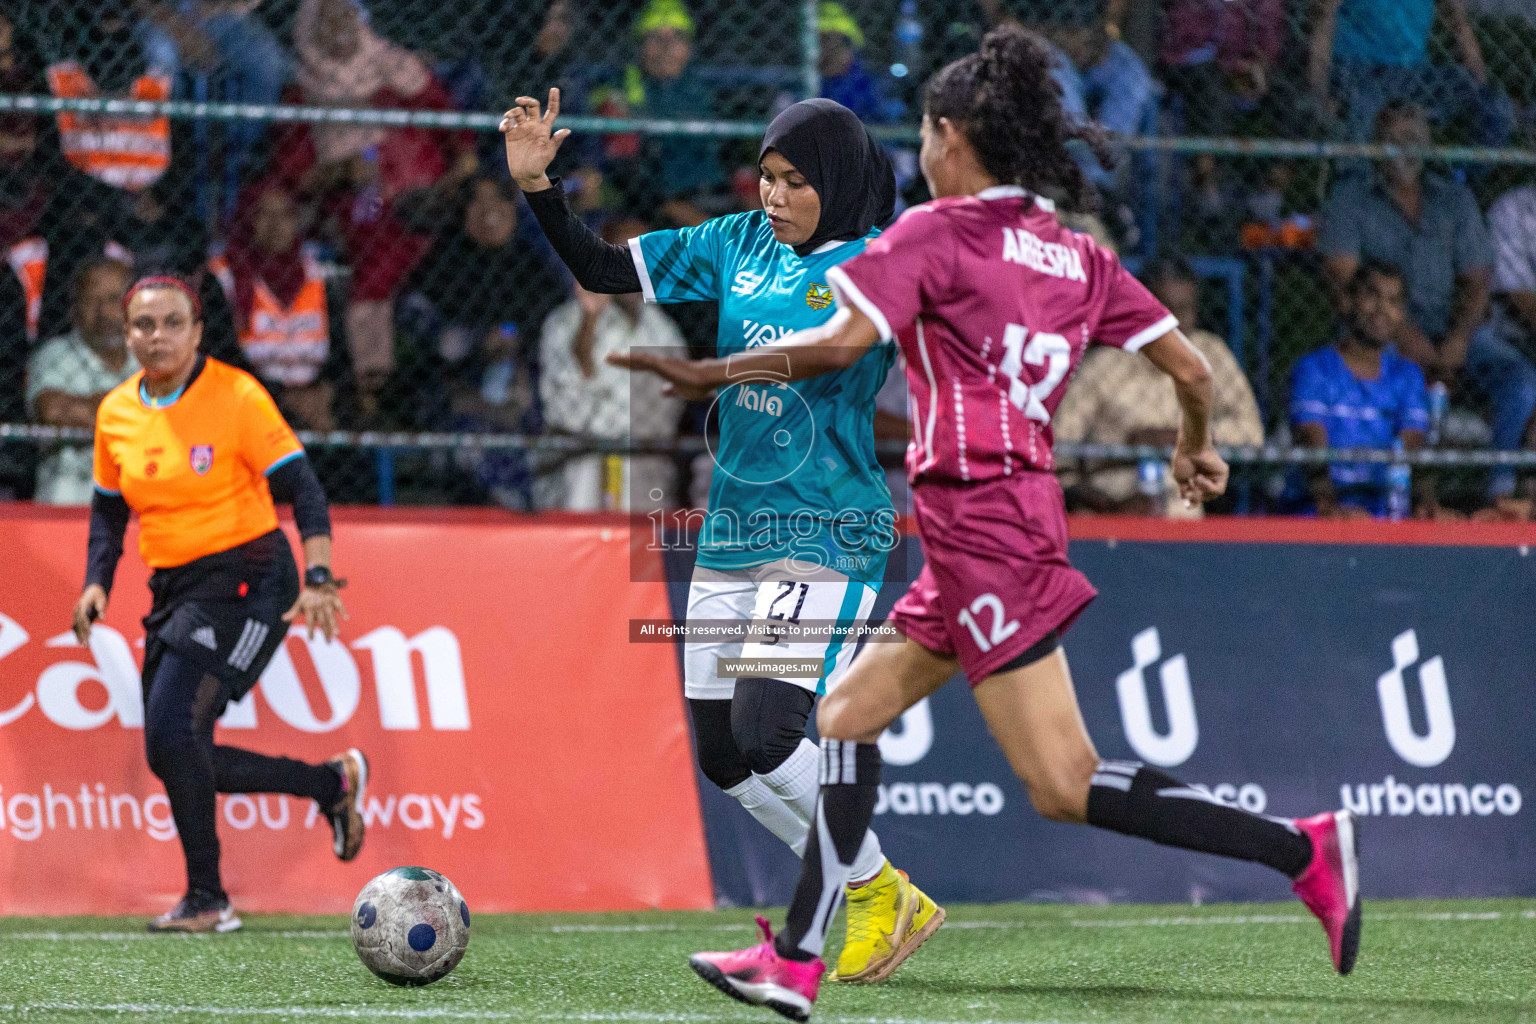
0,507,712,915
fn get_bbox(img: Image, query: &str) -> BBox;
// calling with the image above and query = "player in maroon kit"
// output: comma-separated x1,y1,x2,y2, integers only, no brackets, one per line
614,25,1361,1021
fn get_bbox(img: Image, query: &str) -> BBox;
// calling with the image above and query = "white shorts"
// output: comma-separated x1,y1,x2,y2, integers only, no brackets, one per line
683,558,881,701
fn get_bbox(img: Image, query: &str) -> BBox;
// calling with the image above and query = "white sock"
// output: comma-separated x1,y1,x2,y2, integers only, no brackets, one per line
723,775,809,854
761,738,886,883
847,829,886,885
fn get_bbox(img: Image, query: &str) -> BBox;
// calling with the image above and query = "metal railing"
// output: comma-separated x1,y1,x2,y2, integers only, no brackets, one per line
6,93,1535,166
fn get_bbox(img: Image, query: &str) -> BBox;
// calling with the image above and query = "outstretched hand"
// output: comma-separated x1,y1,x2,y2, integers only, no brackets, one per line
607,351,716,400
500,88,571,191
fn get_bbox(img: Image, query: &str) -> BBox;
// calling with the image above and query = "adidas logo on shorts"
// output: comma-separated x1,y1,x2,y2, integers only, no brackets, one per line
227,619,269,672
191,625,218,651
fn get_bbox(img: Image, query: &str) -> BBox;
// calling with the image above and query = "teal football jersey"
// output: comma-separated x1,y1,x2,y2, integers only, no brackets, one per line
632,211,896,581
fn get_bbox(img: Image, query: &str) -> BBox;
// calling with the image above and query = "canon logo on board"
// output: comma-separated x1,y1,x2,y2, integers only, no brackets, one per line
0,613,470,733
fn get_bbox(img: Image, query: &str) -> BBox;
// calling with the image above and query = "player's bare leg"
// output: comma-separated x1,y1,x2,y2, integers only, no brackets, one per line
972,646,1361,975
969,647,1099,823
690,637,953,1018
815,635,957,745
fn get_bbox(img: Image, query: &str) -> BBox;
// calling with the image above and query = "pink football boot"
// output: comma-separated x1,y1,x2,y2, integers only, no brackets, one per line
689,916,825,1022
1292,810,1362,974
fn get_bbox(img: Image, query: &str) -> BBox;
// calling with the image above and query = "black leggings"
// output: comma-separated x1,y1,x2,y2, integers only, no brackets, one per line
688,677,816,791
143,645,340,899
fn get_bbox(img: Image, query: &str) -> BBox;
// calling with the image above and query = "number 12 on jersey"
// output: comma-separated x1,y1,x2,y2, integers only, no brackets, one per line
956,592,1020,654
998,324,1071,423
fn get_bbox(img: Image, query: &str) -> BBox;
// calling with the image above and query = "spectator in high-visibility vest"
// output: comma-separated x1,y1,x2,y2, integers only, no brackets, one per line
44,3,172,194
595,0,723,228
817,3,889,126
208,182,334,431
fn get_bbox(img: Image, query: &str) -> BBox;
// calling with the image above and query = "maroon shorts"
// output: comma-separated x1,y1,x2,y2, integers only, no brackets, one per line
890,471,1097,685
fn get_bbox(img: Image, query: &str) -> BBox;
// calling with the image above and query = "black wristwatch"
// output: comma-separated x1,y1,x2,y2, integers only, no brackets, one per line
304,565,337,589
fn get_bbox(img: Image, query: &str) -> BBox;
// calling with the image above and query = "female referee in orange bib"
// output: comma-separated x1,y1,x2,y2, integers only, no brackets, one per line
71,276,369,933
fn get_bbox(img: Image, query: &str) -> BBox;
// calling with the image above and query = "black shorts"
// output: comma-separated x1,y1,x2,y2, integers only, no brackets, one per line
142,529,299,701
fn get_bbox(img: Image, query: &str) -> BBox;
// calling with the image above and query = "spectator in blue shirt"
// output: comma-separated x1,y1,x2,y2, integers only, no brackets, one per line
1290,262,1431,518
817,3,887,125
1309,0,1513,147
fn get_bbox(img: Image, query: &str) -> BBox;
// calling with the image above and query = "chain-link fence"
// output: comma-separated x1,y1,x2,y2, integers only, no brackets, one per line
1,0,1535,519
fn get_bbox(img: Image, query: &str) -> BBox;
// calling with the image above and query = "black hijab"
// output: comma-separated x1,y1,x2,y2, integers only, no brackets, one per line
759,99,895,258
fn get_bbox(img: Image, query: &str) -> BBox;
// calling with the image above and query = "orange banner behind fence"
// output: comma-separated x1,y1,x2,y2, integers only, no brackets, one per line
0,507,712,916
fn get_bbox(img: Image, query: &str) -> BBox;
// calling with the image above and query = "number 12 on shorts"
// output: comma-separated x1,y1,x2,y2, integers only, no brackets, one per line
956,592,1020,653
999,324,1071,423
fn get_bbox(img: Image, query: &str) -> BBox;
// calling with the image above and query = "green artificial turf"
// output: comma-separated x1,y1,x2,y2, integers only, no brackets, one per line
0,899,1532,1023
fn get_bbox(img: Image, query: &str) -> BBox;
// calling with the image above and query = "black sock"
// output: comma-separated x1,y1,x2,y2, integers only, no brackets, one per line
1086,760,1314,879
774,740,882,962
214,746,342,806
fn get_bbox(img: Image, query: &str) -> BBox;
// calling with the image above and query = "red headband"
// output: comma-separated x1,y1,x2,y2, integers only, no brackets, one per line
123,275,202,320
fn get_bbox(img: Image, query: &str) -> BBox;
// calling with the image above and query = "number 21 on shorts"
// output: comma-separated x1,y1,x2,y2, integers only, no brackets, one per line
956,593,1020,653
999,324,1071,422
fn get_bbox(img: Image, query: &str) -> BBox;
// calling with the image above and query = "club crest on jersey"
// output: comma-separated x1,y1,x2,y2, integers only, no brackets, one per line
743,320,794,348
190,445,214,475
805,283,833,310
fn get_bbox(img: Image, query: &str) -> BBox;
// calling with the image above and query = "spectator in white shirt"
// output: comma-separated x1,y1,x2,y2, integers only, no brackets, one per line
27,256,138,505
539,217,686,511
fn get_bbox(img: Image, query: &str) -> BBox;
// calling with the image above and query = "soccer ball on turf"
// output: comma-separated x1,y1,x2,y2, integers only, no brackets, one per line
351,866,470,986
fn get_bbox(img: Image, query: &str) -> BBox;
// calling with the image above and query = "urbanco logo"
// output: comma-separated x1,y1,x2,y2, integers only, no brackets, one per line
870,698,1004,817
0,613,470,733
1376,629,1454,768
1116,627,1198,767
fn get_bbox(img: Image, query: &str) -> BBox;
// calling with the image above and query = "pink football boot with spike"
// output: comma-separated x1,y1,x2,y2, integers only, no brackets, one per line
1292,810,1362,974
689,916,825,1021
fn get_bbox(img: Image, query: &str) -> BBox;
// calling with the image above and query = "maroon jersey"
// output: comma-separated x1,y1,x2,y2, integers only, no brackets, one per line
827,186,1176,484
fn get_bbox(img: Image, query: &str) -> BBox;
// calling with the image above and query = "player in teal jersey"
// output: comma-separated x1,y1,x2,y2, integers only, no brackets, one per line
505,90,943,982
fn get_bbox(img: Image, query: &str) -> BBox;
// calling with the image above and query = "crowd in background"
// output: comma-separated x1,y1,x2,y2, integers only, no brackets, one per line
0,0,1535,520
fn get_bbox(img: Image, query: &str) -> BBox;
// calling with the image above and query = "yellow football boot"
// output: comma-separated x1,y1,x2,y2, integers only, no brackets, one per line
831,862,946,983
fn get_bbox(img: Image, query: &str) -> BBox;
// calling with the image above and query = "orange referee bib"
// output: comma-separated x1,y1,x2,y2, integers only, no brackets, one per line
207,252,330,386
46,61,172,192
93,358,305,569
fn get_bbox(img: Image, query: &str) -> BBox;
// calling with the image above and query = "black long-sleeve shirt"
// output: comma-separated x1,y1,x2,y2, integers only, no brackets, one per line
520,178,644,295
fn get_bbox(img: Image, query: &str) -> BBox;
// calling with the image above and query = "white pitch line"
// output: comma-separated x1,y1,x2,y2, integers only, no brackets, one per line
545,924,742,933
0,930,346,941
536,909,1536,932
0,1006,1090,1024
1,909,1531,942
